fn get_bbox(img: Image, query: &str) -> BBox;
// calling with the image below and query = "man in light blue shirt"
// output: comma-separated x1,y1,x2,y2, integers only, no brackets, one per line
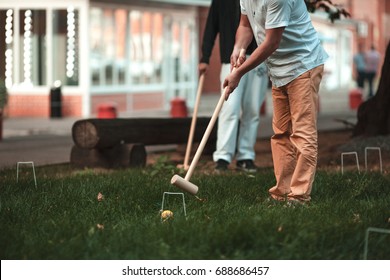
224,0,328,204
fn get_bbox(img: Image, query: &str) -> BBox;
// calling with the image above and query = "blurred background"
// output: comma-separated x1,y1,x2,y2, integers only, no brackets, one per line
0,0,388,118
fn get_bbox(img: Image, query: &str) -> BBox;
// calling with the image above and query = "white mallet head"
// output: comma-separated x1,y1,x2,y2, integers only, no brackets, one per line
171,174,199,195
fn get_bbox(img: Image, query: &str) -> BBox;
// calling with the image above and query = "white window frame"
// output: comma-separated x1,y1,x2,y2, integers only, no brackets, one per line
0,0,88,92
0,0,89,115
89,3,198,110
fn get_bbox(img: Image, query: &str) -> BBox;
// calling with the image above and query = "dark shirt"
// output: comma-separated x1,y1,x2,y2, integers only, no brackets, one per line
200,0,257,64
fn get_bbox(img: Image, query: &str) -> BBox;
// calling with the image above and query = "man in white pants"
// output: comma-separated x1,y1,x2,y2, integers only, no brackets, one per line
199,0,268,173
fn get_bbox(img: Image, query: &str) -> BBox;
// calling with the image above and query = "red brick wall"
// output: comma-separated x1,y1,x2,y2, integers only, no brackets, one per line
7,94,82,117
91,92,165,116
7,91,165,118
62,95,82,117
132,92,164,110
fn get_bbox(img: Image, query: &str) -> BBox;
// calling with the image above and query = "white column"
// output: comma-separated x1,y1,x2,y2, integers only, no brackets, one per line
79,0,90,117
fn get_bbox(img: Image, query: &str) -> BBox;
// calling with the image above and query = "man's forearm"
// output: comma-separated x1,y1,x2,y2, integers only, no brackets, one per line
234,24,253,55
236,42,272,76
235,26,284,77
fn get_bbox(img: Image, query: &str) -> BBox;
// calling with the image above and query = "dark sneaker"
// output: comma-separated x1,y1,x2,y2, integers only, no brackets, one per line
236,159,257,173
215,159,229,171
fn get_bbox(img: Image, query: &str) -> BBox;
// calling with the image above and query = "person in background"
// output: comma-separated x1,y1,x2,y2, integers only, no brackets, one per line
223,0,328,204
353,43,366,90
199,0,268,173
365,45,381,98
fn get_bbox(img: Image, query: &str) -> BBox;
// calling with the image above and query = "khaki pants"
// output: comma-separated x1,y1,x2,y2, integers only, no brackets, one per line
269,65,324,202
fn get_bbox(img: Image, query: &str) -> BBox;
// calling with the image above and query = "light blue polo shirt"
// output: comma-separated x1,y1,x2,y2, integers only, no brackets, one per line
240,0,328,87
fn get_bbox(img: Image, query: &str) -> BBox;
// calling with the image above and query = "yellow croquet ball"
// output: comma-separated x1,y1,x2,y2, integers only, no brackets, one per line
161,210,173,220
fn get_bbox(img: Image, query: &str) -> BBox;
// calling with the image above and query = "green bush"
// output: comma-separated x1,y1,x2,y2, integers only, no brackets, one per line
0,79,7,109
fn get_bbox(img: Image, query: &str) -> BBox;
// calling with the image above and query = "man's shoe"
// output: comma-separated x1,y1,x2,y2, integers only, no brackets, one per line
236,159,257,173
215,159,229,171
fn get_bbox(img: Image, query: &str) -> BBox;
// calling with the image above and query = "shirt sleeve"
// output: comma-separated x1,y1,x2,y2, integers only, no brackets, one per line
265,0,291,29
200,0,220,63
240,0,247,15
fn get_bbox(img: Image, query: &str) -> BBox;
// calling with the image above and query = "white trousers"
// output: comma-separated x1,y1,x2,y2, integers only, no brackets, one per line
213,63,268,163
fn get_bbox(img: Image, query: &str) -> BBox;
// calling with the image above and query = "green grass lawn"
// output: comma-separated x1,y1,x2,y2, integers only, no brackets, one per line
1,160,389,260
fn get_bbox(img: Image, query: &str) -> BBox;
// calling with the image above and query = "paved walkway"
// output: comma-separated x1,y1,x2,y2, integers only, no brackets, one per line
0,94,357,170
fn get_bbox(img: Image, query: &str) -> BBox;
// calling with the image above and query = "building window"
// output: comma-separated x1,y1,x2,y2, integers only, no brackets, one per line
52,7,79,86
19,9,47,86
0,7,80,88
129,10,163,85
90,8,128,86
102,9,115,86
88,4,198,108
90,7,165,87
115,9,127,85
90,8,103,86
169,16,196,99
2,9,14,88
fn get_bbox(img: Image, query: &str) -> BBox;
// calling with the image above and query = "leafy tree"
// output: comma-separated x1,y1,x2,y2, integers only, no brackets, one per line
305,0,350,22
305,0,389,137
353,42,390,136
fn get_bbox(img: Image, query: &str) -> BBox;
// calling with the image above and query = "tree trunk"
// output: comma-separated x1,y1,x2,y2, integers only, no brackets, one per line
353,42,390,137
0,108,3,141
72,117,217,150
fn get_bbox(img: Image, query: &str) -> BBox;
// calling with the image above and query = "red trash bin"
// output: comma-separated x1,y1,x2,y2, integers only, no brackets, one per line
170,98,188,118
349,88,363,109
97,103,117,119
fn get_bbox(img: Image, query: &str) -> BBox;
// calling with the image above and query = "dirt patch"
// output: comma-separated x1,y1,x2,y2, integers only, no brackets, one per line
147,129,390,174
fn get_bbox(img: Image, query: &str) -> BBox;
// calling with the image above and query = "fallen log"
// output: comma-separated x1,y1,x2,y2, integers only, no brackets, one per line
70,143,146,169
72,117,217,150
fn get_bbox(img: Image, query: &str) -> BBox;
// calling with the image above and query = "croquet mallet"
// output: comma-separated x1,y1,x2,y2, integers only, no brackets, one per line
170,49,244,196
181,73,205,170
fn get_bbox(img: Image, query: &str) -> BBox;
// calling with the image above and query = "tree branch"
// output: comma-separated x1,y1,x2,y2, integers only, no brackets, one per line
305,0,351,22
